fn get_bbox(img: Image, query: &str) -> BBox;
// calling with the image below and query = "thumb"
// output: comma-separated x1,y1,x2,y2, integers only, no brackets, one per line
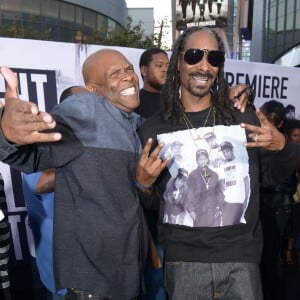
0,66,18,99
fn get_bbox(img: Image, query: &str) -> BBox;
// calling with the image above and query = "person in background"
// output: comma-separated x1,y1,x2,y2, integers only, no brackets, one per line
22,85,86,300
136,26,298,299
285,104,296,120
259,99,296,300
136,48,169,119
284,118,300,266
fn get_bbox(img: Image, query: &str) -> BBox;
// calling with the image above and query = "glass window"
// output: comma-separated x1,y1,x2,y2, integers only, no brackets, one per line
75,6,83,28
287,0,295,13
267,37,276,50
269,18,276,31
277,16,284,31
22,0,40,15
284,30,293,45
277,1,285,18
296,9,300,29
96,14,107,32
1,10,21,21
41,0,58,19
286,12,294,30
83,9,96,30
268,0,277,14
0,0,22,11
60,2,75,23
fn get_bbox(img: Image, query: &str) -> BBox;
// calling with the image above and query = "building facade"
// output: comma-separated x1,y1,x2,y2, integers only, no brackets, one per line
251,0,300,66
0,0,128,43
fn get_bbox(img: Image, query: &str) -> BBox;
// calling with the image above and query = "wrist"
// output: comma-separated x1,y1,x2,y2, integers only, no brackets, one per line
134,179,152,192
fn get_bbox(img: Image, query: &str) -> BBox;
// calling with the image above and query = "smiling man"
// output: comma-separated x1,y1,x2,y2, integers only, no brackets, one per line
137,27,299,300
0,49,169,300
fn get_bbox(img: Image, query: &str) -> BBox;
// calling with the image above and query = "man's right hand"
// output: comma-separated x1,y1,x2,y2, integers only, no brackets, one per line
0,66,62,145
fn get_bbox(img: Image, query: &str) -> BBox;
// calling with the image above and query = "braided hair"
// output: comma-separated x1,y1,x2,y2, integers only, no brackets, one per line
161,26,235,125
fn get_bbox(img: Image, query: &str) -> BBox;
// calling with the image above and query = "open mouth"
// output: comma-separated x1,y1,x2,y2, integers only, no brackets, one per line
120,86,136,96
192,75,210,82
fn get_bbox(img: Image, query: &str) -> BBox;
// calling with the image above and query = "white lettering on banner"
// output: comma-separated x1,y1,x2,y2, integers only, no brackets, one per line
8,215,23,260
224,59,299,111
18,73,29,100
0,163,26,213
0,68,57,110
31,74,47,112
25,214,36,258
226,72,288,100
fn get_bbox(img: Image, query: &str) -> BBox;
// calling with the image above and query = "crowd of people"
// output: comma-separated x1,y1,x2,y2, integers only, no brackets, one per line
0,26,299,300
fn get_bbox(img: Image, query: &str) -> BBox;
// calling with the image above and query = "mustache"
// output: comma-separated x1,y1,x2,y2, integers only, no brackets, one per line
189,72,215,79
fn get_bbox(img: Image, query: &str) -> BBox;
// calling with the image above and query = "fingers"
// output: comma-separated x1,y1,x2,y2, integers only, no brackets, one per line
0,66,61,145
137,138,170,187
255,108,268,125
25,132,62,144
0,66,19,99
240,121,260,134
241,111,286,151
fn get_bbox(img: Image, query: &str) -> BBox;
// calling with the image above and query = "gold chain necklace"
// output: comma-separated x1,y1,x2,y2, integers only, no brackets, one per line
181,105,216,149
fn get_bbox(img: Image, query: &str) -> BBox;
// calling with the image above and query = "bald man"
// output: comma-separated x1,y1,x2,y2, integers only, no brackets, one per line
0,50,168,300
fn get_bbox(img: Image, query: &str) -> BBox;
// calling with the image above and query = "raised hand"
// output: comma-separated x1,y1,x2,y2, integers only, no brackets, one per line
241,108,286,151
0,66,62,145
136,138,170,189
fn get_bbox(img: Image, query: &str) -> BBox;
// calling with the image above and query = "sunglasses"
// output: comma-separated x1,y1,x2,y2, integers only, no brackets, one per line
181,48,225,67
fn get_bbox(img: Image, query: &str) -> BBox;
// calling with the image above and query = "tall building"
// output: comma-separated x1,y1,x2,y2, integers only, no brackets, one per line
0,0,128,43
251,0,300,66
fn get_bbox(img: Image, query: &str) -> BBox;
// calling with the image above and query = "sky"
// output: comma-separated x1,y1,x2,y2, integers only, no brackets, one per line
125,0,173,48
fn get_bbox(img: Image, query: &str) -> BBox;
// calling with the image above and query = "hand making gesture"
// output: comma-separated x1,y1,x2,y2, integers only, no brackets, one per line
241,108,286,151
0,66,61,145
136,138,170,190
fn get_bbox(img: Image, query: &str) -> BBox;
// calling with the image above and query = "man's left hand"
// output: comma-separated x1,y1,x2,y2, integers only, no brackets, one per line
241,108,286,151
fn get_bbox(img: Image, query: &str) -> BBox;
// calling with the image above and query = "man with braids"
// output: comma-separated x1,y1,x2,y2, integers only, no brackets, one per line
136,27,300,299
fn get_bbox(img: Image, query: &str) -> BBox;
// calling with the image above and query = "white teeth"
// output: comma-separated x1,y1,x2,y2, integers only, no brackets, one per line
193,76,209,82
120,87,135,96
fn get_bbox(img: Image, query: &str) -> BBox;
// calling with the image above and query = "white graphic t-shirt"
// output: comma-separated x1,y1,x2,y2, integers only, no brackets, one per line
158,125,250,228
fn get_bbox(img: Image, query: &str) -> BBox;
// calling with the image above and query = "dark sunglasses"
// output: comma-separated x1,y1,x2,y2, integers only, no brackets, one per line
181,48,225,67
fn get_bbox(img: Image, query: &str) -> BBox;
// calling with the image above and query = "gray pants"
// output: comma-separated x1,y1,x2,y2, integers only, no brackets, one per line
165,261,263,300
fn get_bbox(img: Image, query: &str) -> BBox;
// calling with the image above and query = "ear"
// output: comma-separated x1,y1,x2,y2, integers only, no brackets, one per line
86,83,96,93
140,65,148,77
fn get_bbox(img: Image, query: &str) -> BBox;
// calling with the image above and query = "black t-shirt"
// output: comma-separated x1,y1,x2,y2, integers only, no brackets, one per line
136,89,161,119
137,107,300,264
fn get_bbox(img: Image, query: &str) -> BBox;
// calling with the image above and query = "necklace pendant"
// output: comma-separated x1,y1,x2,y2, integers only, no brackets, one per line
206,183,209,189
191,128,201,141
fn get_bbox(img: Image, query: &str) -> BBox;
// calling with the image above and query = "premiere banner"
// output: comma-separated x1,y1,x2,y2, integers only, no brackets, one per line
0,36,299,291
